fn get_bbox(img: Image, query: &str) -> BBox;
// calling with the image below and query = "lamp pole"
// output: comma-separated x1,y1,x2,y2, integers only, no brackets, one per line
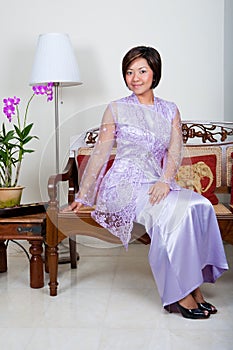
54,82,60,174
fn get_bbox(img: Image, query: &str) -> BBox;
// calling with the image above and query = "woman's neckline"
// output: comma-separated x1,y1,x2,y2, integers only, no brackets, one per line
132,93,156,107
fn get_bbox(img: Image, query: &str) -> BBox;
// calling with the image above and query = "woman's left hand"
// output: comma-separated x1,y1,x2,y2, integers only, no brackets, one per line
148,182,170,205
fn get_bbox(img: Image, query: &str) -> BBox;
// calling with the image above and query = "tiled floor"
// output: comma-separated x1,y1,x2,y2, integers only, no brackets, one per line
0,239,233,350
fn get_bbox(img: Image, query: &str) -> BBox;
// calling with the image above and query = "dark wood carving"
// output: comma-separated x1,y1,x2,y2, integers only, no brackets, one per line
83,122,233,146
181,122,233,144
84,128,99,146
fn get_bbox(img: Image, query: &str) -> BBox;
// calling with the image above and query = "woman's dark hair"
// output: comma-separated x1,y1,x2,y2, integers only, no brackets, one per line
122,46,162,89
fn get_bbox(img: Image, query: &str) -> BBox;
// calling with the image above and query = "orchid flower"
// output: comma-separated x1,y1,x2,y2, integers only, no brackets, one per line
0,83,53,187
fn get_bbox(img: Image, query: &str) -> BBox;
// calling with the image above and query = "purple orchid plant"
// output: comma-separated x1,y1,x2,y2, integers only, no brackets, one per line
0,83,53,187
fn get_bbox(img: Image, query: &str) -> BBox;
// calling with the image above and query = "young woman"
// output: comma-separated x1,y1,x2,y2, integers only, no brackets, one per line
67,46,228,319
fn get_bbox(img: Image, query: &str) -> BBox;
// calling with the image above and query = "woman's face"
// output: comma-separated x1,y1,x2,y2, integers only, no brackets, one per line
125,57,154,96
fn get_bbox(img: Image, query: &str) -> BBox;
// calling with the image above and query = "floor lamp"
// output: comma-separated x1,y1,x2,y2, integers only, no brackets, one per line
29,33,82,262
29,33,82,174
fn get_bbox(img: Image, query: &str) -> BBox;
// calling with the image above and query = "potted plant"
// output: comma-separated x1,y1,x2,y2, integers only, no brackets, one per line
0,83,53,208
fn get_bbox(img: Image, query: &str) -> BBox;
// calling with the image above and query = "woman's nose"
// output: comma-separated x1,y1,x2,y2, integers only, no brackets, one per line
132,73,139,81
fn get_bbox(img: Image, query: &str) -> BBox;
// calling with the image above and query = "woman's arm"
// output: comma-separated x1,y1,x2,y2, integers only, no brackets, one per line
149,109,183,205
160,109,183,184
66,105,116,212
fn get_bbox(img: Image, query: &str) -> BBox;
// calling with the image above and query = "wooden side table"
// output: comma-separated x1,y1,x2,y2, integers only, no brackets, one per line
0,213,46,288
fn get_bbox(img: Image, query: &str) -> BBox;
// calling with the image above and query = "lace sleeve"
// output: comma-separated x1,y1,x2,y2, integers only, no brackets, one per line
159,109,183,189
75,105,116,206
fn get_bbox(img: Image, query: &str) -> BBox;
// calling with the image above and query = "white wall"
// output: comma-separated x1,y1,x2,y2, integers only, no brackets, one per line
0,0,228,203
224,0,233,121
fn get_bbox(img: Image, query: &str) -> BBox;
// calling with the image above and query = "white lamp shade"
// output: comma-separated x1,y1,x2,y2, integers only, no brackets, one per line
29,33,82,86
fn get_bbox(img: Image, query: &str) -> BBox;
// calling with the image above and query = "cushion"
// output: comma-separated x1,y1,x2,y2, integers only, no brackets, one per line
76,148,219,205
76,147,116,182
226,146,233,186
231,152,233,205
176,154,219,204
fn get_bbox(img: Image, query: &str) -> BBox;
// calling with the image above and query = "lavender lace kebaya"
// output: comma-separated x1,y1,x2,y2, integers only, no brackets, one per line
75,93,182,248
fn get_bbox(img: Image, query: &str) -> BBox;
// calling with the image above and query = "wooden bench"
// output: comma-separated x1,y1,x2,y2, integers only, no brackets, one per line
46,121,233,296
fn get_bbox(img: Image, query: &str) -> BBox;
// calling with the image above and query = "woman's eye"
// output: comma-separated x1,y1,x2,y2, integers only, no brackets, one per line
140,69,147,74
126,71,132,75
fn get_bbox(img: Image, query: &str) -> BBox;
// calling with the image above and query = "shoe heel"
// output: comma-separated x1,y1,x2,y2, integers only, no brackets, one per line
164,303,179,313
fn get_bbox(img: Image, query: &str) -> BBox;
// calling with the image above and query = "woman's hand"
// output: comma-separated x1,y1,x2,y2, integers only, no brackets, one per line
62,201,83,213
148,182,170,205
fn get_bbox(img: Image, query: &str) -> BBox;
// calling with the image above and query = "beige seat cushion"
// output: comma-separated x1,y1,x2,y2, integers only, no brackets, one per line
213,203,232,215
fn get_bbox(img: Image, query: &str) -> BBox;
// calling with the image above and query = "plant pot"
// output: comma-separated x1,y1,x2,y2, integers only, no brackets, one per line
0,186,24,209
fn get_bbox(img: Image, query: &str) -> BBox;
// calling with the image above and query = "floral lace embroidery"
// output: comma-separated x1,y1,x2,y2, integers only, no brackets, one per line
76,93,183,247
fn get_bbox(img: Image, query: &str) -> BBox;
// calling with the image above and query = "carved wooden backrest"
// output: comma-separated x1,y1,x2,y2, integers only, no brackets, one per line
71,121,233,192
80,121,233,146
181,121,233,144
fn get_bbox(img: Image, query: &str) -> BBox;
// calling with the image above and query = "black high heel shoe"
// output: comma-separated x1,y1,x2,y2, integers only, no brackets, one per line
164,302,210,319
197,302,217,314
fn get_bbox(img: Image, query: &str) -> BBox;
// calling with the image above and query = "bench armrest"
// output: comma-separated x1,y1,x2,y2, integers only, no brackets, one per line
47,157,78,204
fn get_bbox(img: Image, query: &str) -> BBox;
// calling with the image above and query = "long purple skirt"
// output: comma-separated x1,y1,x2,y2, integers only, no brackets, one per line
134,186,229,306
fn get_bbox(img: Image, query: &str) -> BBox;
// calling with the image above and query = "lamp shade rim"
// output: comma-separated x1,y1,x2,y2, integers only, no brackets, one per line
29,33,82,87
29,80,83,87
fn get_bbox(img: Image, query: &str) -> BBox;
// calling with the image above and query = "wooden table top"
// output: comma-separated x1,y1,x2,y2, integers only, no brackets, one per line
0,212,46,224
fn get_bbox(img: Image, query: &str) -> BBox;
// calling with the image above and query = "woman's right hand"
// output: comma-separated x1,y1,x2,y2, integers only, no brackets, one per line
62,201,83,213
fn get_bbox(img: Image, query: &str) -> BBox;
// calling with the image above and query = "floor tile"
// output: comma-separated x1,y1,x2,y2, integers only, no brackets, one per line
0,241,232,350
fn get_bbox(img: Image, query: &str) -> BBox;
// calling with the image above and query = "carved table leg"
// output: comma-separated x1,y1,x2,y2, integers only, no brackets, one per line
29,239,44,288
47,245,59,296
0,240,7,273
